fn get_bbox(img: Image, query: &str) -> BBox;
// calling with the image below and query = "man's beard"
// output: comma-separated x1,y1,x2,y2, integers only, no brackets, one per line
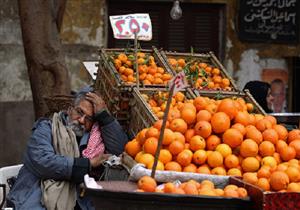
67,120,85,137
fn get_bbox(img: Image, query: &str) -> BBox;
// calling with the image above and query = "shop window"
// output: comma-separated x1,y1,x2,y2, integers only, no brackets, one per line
107,1,225,60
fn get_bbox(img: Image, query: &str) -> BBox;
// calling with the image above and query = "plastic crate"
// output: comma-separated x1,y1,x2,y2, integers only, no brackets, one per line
160,50,239,92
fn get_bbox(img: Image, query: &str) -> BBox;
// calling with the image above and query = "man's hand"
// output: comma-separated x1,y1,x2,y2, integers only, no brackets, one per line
86,92,107,113
90,153,111,168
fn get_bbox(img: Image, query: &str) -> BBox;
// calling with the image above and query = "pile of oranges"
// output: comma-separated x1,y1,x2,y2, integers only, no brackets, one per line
125,92,300,192
112,52,173,85
137,176,248,198
167,57,232,91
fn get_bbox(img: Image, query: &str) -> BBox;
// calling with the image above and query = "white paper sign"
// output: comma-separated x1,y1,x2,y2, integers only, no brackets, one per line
83,61,98,80
170,71,188,94
109,13,152,41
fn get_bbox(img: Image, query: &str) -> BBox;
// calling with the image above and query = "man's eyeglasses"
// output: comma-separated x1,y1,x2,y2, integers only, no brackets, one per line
71,107,94,122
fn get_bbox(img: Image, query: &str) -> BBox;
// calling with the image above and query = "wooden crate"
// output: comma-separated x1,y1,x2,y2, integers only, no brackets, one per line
94,48,174,134
160,50,239,92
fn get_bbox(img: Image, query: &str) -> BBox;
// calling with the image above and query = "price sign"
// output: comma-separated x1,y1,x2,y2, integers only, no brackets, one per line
170,71,188,94
109,13,152,41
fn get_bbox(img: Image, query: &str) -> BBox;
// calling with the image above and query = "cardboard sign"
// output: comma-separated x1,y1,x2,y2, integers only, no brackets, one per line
109,13,152,41
170,71,188,94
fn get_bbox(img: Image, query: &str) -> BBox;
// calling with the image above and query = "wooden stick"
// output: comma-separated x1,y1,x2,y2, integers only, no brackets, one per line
134,32,139,91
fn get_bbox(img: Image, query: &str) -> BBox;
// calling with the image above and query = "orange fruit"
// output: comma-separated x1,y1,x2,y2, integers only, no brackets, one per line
256,119,272,132
211,167,227,175
280,146,296,161
276,140,288,154
227,168,242,176
125,139,141,158
285,166,300,182
167,108,181,122
136,128,148,145
222,128,243,148
287,183,300,192
163,182,176,193
256,178,270,191
138,153,155,168
240,139,258,157
211,112,231,134
257,166,271,178
193,96,208,111
181,107,196,125
234,111,250,126
245,125,263,144
269,171,290,191
231,123,246,136
262,128,279,144
183,182,198,195
246,103,254,112
237,187,248,198
162,128,174,145
148,160,164,170
224,154,240,169
184,129,195,143
176,150,193,167
153,119,169,130
192,149,207,165
273,124,288,141
217,98,238,120
137,176,157,192
169,118,188,134
143,137,158,156
289,139,300,158
224,189,239,198
174,92,185,102
287,129,300,143
165,161,182,172
197,165,211,174
134,151,145,163
168,140,185,155
243,172,258,185
158,149,172,164
259,141,275,157
189,135,206,151
264,115,277,126
145,127,160,139
194,121,212,138
206,135,221,150
196,109,212,122
216,143,232,158
261,156,277,169
207,151,224,168
173,132,186,144
242,157,260,172
183,163,197,173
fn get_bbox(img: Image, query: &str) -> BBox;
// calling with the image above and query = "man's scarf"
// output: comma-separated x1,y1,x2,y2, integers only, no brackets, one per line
41,112,80,210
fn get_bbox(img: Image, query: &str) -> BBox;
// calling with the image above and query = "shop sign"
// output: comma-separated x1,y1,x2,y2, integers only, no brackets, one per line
109,13,152,41
237,0,299,43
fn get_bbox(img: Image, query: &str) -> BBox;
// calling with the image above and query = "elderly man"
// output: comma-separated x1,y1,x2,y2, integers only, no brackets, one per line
6,88,128,210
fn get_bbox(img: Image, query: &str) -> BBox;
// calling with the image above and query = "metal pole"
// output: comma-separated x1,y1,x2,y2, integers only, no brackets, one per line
151,83,175,178
134,32,140,90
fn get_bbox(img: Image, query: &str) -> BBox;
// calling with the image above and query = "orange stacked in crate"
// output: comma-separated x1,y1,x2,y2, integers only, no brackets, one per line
160,51,239,92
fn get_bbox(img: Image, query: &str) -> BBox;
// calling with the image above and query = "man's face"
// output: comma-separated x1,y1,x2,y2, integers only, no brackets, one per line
69,99,94,133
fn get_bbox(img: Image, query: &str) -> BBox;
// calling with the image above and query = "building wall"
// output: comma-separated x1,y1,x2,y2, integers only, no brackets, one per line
0,0,105,166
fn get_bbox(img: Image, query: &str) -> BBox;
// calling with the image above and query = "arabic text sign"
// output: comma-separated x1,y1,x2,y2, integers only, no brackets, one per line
109,14,152,41
238,0,299,43
170,71,188,94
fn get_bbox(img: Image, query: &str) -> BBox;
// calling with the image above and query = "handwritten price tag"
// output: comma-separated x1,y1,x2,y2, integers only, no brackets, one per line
170,71,188,93
109,13,152,41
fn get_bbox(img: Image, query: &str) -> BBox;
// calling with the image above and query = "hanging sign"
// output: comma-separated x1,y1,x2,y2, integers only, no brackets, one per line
109,13,152,41
170,71,188,94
